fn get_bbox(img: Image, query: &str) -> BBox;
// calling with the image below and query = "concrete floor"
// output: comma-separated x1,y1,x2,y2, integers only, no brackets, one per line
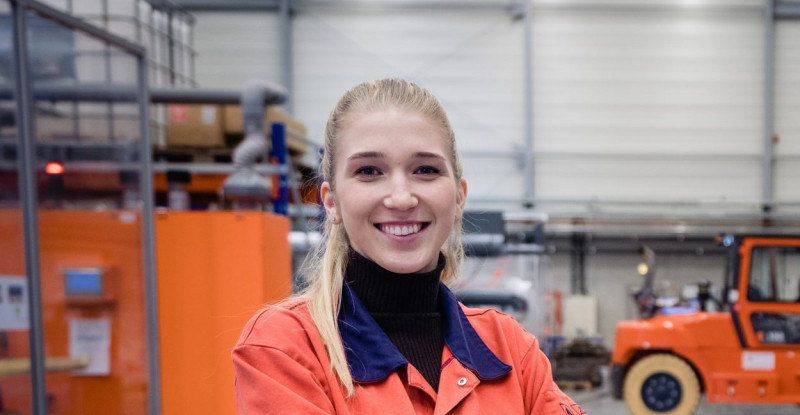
570,389,800,415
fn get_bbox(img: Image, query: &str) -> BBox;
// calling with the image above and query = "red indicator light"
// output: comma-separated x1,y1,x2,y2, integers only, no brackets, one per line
45,162,64,175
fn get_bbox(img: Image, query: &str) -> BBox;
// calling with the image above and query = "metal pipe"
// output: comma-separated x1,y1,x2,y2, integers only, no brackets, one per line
241,82,275,133
570,233,587,295
221,83,286,201
102,0,116,143
0,83,138,102
137,57,163,415
522,0,534,208
461,149,762,162
763,0,776,213
11,3,47,414
188,16,197,86
167,10,176,84
775,1,800,19
467,196,768,208
0,84,287,105
150,85,286,104
0,160,289,175
174,0,282,11
271,123,290,215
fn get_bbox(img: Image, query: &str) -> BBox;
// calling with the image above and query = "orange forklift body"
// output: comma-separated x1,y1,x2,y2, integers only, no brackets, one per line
612,236,800,406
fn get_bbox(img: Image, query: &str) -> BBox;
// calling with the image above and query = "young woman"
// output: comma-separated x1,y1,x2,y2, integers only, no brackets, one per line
232,79,583,415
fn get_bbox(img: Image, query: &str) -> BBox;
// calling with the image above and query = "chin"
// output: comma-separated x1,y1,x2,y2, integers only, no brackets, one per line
380,255,436,274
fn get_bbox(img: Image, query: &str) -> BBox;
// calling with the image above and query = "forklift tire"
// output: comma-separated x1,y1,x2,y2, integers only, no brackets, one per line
623,354,700,415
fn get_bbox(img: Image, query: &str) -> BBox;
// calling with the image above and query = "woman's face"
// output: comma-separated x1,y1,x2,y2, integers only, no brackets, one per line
321,107,467,274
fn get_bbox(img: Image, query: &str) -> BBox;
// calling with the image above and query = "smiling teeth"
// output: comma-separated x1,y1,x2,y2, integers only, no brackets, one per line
383,224,421,236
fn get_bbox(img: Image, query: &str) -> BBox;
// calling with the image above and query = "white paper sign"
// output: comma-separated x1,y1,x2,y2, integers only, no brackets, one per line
742,351,775,371
0,276,29,331
201,105,216,124
69,318,111,376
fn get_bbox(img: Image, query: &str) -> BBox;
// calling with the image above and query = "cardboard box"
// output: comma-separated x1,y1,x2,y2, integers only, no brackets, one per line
166,104,225,147
223,105,308,155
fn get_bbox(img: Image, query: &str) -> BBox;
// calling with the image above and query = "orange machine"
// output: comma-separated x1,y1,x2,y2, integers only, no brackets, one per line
0,209,149,415
0,209,291,415
155,211,291,415
611,235,800,415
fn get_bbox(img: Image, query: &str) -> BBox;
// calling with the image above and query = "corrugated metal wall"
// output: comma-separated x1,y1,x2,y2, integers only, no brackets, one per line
775,20,800,203
193,11,282,88
189,1,797,218
293,5,526,207
531,6,764,215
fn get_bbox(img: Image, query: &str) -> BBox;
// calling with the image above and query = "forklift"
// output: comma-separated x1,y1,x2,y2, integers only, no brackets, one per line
611,235,800,415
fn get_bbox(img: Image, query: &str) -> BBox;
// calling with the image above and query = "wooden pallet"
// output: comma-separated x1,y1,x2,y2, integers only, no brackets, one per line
556,380,594,391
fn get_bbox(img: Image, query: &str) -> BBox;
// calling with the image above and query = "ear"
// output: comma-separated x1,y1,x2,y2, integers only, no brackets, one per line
456,178,467,218
320,181,337,219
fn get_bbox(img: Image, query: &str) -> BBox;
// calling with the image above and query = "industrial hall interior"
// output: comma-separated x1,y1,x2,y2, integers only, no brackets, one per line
2,0,800,414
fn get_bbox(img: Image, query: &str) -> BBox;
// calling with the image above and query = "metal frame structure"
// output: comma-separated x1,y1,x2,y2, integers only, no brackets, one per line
7,2,159,415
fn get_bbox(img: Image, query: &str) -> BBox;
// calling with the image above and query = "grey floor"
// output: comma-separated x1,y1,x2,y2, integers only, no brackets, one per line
571,389,800,415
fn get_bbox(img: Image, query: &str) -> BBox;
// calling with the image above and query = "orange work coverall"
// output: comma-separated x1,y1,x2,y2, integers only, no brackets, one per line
233,284,585,415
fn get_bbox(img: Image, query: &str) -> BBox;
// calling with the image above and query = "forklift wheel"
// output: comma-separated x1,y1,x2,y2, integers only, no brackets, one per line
623,354,700,415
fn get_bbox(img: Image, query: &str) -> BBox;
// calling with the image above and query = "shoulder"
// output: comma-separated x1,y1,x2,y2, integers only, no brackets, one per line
235,296,318,348
460,304,538,356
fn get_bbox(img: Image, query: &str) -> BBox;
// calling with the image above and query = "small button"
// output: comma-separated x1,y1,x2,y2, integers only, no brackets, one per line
457,377,467,386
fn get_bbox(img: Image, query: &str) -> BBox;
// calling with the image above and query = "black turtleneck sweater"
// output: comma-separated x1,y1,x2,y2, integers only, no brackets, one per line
345,251,445,391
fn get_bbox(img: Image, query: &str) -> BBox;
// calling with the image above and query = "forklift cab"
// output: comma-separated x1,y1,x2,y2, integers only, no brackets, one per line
734,237,800,348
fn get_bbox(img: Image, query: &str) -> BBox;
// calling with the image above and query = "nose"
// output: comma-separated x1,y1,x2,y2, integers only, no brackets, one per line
383,176,418,210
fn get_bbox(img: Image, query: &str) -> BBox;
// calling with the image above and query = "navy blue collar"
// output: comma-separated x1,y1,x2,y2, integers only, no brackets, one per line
338,282,512,383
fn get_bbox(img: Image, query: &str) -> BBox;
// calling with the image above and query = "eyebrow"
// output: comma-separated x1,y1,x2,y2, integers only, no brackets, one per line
347,151,383,161
346,151,446,162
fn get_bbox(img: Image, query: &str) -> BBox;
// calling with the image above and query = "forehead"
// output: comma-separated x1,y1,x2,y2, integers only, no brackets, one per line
336,108,449,160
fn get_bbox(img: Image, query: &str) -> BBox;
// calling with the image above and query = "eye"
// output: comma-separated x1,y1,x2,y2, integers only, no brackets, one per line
355,166,381,176
414,165,440,176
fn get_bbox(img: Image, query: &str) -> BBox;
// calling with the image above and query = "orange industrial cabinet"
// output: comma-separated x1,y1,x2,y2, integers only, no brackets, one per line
155,211,292,415
0,209,291,415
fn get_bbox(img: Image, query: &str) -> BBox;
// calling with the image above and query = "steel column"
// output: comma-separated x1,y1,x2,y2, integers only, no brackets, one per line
762,0,776,213
279,0,293,114
522,0,534,208
11,2,47,414
137,57,162,415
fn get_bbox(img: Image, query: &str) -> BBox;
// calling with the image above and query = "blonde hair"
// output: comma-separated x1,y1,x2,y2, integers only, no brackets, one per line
298,79,465,397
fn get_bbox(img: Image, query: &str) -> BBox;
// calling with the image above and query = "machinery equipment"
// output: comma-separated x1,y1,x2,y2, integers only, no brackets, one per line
611,235,800,415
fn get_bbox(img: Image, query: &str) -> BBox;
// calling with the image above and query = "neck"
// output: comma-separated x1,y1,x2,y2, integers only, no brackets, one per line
344,250,445,314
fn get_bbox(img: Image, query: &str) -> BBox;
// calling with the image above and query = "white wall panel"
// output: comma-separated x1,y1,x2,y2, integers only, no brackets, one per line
531,8,764,209
461,156,525,209
774,21,800,202
293,7,526,201
775,160,800,205
193,12,281,89
535,156,761,203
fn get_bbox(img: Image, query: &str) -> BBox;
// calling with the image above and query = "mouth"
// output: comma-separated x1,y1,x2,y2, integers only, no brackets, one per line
375,222,429,236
